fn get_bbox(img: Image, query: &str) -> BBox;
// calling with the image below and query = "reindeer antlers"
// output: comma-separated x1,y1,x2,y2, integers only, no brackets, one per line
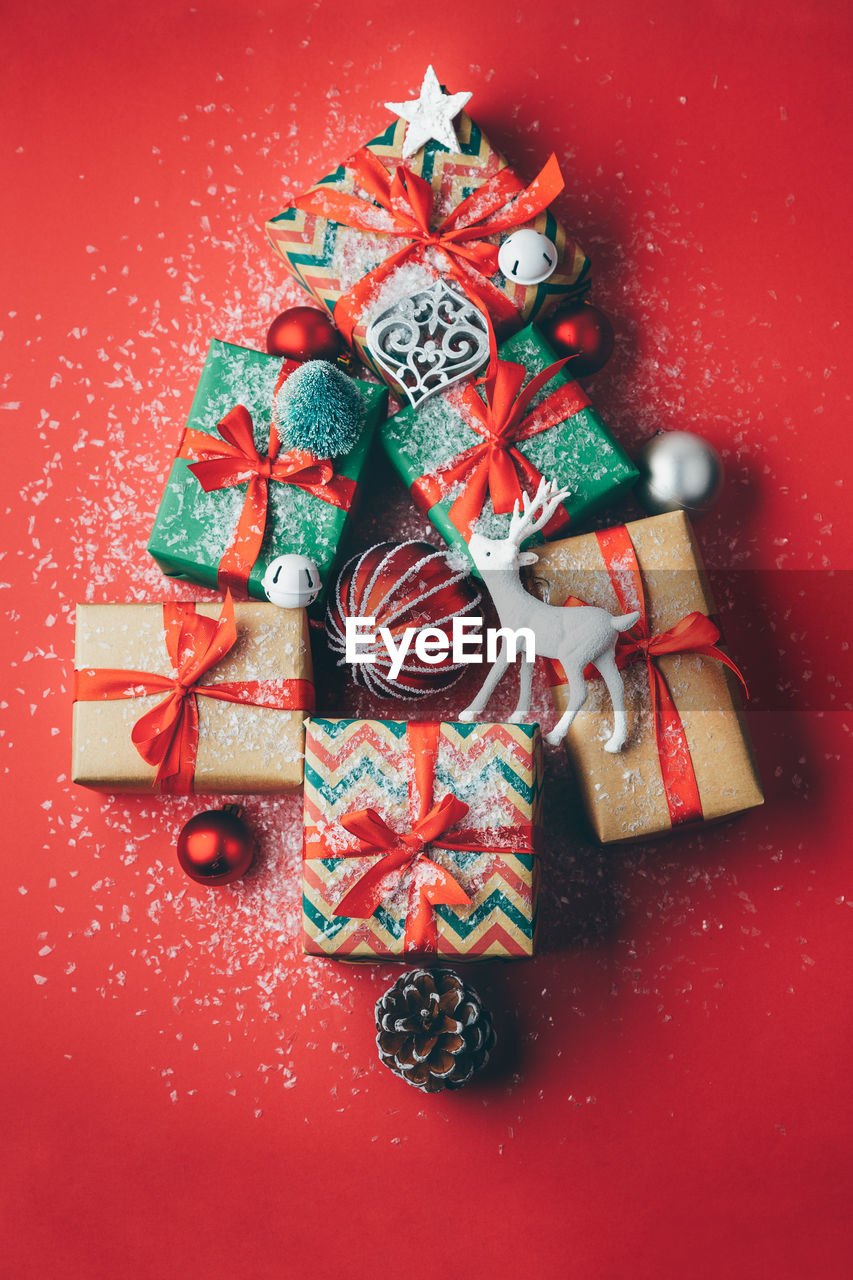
507,479,573,546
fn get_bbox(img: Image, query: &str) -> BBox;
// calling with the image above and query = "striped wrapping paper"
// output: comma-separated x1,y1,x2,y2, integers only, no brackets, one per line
302,719,544,960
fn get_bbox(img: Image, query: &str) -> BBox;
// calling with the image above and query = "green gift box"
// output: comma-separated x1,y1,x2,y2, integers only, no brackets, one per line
147,340,388,604
380,323,637,570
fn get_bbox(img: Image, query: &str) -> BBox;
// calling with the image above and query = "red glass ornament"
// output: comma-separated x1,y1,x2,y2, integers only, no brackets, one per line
176,806,255,886
541,302,615,378
325,541,482,698
266,307,342,362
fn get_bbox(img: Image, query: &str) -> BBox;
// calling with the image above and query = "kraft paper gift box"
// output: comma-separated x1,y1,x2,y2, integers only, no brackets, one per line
380,323,638,569
147,339,387,604
302,719,544,960
265,112,590,396
531,510,763,842
72,597,313,793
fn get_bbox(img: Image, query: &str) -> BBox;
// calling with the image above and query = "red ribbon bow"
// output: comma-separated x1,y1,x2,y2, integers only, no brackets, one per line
547,525,748,827
73,593,315,793
411,345,588,538
305,721,537,953
295,148,565,344
178,363,356,595
332,793,473,951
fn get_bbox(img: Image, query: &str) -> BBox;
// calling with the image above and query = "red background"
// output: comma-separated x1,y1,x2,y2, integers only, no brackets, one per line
3,2,851,1276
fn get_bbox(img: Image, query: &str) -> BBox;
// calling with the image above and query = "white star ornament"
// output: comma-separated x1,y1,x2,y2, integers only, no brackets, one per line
384,65,472,160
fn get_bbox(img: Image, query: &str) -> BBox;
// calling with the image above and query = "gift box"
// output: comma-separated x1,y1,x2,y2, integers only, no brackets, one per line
72,595,313,793
265,112,590,396
302,719,543,960
532,510,763,842
380,323,638,568
147,340,387,603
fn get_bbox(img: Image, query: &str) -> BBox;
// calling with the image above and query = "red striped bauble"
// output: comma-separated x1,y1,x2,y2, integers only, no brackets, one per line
325,541,482,699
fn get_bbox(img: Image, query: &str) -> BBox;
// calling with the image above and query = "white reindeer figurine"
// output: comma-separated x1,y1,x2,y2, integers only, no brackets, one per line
459,479,640,750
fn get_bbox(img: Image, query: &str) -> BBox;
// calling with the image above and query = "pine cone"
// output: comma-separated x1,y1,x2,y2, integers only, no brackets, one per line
375,968,496,1093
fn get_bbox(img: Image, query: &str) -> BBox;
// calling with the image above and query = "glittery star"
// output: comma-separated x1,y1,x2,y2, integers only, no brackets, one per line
384,65,472,160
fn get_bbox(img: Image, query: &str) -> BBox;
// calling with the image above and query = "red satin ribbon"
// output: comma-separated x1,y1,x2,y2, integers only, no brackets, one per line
73,592,315,794
178,363,356,595
331,794,473,952
305,721,537,953
546,526,748,827
295,148,565,343
410,346,587,538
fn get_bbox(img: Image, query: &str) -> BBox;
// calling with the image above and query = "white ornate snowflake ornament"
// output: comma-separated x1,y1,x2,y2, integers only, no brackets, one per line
384,65,472,160
365,279,490,409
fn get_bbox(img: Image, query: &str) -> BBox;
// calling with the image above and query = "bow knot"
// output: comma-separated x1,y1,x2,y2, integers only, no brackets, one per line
614,609,745,679
178,386,356,594
186,404,332,493
411,352,588,538
332,791,473,951
337,792,471,860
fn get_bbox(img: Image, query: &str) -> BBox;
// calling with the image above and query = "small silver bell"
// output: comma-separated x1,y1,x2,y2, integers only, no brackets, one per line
498,229,559,286
262,554,322,608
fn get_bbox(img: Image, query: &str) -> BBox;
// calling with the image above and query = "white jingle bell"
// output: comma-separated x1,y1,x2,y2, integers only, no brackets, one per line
635,431,724,516
498,229,559,285
261,554,322,609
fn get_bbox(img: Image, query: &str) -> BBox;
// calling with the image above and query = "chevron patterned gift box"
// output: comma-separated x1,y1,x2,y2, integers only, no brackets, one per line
265,114,590,393
302,719,544,960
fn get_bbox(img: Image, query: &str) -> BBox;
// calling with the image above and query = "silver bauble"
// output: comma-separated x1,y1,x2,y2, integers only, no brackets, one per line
635,431,724,516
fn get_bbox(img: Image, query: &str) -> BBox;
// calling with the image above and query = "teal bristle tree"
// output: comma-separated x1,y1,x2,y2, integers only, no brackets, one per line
275,360,364,458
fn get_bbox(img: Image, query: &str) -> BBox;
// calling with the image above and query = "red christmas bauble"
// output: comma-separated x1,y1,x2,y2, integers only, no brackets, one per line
325,541,482,698
266,307,342,362
541,302,615,378
176,807,255,886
